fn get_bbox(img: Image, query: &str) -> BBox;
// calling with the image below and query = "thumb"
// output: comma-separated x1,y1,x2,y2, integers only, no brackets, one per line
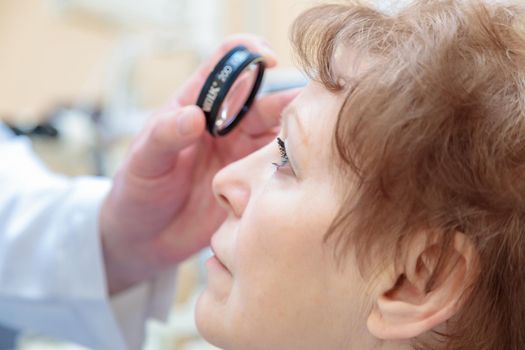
127,105,206,178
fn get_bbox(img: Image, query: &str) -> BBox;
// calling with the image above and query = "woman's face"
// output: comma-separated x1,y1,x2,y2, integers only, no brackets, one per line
196,82,372,350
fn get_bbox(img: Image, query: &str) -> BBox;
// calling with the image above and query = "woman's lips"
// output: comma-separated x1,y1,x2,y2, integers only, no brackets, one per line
206,255,230,273
210,243,231,273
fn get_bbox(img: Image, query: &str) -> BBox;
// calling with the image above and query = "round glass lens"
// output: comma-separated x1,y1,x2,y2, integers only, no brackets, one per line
214,63,260,132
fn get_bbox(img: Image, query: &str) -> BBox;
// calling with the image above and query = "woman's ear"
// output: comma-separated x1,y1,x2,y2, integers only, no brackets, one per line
367,231,479,340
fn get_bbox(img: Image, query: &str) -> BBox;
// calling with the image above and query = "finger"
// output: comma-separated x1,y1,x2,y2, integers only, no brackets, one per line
207,33,278,72
174,34,279,107
127,106,206,178
239,88,302,136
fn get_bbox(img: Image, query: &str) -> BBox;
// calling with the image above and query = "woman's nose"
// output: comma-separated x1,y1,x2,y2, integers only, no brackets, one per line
212,161,251,217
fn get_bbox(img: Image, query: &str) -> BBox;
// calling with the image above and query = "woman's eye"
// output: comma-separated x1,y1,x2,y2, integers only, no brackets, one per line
272,137,294,175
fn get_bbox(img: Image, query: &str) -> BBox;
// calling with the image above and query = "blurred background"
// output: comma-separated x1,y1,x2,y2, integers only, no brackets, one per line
0,0,320,349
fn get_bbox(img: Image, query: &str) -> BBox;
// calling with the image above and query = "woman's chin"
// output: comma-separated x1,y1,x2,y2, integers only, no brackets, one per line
195,289,231,349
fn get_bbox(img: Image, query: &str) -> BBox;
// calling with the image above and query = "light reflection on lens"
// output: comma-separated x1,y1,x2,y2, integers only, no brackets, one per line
215,63,260,132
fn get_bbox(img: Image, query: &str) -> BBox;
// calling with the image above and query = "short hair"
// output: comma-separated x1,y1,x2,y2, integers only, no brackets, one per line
291,0,525,349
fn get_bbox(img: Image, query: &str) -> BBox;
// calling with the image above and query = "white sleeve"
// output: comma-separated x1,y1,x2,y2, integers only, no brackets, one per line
0,129,177,350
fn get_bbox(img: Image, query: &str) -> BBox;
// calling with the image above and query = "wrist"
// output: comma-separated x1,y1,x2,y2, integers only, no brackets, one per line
99,199,155,295
101,237,142,295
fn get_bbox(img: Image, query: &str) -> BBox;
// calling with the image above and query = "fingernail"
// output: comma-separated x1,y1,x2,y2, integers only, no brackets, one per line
177,108,195,135
259,40,276,57
260,38,272,49
262,45,276,58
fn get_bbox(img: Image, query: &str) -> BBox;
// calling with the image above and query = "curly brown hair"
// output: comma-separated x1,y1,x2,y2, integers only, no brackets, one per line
291,1,525,349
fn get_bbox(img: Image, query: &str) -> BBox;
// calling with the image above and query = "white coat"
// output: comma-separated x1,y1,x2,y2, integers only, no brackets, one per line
0,124,176,350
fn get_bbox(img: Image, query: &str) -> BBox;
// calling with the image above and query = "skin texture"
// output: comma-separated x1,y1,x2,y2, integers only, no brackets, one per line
195,82,378,350
99,34,299,294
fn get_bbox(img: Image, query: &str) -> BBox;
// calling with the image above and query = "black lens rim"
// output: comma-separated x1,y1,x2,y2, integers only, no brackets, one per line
196,45,266,137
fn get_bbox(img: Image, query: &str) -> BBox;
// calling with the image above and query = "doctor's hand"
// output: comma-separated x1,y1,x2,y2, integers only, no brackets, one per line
100,35,299,294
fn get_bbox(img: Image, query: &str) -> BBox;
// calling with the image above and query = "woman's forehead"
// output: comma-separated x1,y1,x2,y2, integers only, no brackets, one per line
285,82,344,174
292,82,342,131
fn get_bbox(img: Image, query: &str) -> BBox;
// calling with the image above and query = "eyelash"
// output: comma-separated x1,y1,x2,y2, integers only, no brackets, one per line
272,137,290,170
